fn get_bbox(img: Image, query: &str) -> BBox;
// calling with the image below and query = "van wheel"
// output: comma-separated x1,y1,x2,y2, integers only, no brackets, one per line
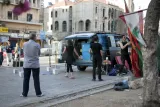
77,66,87,71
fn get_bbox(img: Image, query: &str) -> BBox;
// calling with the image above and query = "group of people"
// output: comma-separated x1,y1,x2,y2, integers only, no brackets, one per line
20,33,132,97
0,41,21,67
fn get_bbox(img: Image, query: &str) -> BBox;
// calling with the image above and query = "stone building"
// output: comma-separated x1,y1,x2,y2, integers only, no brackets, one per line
0,0,42,47
46,0,127,40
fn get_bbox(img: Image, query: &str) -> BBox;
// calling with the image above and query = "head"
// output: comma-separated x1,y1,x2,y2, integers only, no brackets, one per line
93,35,99,42
122,35,127,41
29,33,37,41
67,40,73,46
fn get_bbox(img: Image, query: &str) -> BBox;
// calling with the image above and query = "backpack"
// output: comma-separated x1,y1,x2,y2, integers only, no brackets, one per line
108,68,117,76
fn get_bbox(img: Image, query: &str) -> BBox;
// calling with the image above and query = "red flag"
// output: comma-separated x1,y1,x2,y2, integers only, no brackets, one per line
121,0,142,77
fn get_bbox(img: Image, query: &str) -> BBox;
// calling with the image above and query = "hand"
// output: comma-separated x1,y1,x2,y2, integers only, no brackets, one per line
127,42,131,45
78,56,82,59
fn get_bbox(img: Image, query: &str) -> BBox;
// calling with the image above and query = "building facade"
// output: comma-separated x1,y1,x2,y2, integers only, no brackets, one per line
45,0,126,40
0,0,42,47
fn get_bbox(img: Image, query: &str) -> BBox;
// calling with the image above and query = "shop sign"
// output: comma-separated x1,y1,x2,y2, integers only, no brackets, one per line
0,27,8,33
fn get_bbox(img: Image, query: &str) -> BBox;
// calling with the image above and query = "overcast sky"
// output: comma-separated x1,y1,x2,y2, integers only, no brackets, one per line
44,0,151,11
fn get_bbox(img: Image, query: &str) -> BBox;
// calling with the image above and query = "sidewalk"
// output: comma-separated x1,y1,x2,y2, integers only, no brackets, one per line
0,66,125,107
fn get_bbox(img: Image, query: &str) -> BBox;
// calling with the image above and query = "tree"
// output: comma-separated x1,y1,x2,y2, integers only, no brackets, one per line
142,0,160,106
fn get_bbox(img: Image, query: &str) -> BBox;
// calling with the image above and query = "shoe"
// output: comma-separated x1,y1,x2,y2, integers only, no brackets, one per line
20,94,27,97
37,93,44,97
99,79,104,81
92,79,96,81
69,76,75,79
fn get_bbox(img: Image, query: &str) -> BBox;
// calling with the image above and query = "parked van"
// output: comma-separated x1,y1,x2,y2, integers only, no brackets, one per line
64,32,123,71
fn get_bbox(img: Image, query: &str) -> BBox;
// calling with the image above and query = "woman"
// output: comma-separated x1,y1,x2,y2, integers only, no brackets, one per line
63,40,81,79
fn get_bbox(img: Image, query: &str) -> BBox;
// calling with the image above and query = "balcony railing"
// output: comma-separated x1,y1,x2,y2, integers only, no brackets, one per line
0,17,42,25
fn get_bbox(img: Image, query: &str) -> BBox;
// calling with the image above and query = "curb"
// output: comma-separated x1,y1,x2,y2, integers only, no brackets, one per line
11,77,126,107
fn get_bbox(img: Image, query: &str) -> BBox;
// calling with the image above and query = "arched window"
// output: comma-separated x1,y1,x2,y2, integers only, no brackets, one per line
111,8,114,19
78,21,84,31
95,7,98,14
85,20,91,31
55,21,59,31
108,21,110,30
114,9,117,18
108,8,111,19
62,21,67,32
103,9,105,17
55,11,58,18
103,23,105,31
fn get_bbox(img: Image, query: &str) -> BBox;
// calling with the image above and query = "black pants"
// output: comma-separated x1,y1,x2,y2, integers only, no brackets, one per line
22,68,42,96
67,64,73,72
0,53,3,65
121,55,132,70
93,56,102,80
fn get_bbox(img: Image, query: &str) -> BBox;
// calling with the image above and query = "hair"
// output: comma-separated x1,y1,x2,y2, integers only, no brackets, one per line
29,33,36,40
67,40,73,46
93,35,98,42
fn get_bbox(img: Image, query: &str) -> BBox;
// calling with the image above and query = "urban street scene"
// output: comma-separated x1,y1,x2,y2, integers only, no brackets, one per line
0,0,159,107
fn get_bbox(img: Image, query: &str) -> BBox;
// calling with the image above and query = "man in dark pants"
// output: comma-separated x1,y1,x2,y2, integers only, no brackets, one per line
21,33,43,97
119,35,132,70
90,35,103,81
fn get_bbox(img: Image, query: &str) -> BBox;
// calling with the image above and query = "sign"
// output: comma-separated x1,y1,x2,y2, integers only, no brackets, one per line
0,27,8,33
10,33,30,38
0,36,9,42
40,31,45,40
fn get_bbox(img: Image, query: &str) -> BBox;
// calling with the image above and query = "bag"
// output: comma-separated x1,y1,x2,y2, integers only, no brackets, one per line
108,68,117,76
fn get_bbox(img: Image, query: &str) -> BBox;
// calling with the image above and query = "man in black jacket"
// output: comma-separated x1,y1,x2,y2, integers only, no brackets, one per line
90,35,103,81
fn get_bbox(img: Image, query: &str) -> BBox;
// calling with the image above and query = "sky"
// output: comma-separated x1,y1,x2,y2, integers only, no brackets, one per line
44,0,151,11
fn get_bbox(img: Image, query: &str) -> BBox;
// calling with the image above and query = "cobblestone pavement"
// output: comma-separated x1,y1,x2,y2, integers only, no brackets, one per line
0,65,122,107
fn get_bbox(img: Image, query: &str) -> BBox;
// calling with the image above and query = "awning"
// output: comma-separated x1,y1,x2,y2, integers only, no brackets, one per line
65,33,95,40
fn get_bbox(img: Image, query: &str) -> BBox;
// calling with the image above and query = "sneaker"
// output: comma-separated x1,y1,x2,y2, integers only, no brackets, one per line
99,79,104,81
20,94,27,97
69,76,75,79
37,93,44,97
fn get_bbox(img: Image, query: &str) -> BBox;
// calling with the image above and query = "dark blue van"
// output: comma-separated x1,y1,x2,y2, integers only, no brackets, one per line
64,32,123,71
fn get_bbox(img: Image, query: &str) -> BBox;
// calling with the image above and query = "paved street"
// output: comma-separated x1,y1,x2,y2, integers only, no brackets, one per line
0,63,124,107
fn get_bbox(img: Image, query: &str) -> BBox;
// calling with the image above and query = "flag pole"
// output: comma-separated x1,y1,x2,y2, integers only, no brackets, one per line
120,9,148,17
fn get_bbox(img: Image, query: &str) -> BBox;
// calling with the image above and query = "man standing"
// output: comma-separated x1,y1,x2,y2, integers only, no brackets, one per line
90,35,103,81
21,33,43,97
6,41,13,66
119,35,132,70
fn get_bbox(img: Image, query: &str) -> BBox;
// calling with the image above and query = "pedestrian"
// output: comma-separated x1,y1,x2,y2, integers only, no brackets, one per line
119,35,132,71
21,33,43,97
6,41,13,66
14,43,20,61
0,43,4,67
90,35,103,81
62,40,81,79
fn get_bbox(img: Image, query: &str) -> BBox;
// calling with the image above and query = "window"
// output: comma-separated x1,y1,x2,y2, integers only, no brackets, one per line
51,11,53,17
55,11,58,17
108,8,111,19
8,11,12,19
66,9,67,12
108,21,110,30
33,0,36,3
51,24,53,30
95,7,98,14
103,9,105,17
15,0,19,4
55,21,59,31
95,21,97,28
62,9,64,12
62,21,67,32
13,14,18,20
103,23,105,31
27,14,33,22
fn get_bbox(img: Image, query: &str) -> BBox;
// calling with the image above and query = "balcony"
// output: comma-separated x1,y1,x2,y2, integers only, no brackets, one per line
0,17,42,25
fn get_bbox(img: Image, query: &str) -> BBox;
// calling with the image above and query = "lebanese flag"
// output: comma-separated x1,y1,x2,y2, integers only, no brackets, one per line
121,11,146,46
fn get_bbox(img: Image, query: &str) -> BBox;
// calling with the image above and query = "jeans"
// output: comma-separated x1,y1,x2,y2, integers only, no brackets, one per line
93,56,102,80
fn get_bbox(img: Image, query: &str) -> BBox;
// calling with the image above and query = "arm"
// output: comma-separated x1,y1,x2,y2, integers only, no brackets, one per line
89,48,92,53
37,44,41,56
119,42,130,49
62,47,66,54
74,48,80,57
99,44,103,57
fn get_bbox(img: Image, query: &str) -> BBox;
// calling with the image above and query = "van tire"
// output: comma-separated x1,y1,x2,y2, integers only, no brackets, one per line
77,66,87,71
